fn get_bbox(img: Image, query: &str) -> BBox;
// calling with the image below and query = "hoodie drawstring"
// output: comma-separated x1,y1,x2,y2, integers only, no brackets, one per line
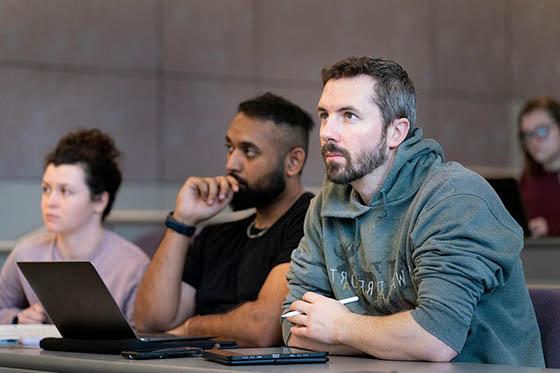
378,189,388,220
351,218,360,251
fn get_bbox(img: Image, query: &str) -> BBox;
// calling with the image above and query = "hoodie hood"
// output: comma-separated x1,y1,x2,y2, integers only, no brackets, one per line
320,128,444,219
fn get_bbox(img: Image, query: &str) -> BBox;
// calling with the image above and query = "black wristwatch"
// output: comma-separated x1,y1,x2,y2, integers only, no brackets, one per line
165,211,196,237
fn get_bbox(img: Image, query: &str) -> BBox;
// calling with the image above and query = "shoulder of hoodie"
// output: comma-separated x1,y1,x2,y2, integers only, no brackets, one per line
413,161,523,240
416,160,503,211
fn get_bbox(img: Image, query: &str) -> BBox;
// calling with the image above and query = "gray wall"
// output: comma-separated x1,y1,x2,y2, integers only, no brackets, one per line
2,0,560,240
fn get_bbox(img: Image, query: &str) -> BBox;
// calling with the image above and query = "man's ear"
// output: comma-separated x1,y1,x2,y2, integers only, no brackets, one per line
284,147,306,177
92,191,109,215
386,118,410,149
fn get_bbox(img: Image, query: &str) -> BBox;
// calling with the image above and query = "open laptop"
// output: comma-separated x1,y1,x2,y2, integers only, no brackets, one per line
16,261,235,353
485,177,530,236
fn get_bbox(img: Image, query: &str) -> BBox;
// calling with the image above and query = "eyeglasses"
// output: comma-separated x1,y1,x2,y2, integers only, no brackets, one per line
520,125,551,142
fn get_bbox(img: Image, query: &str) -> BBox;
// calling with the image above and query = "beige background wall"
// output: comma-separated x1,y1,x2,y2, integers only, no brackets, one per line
2,0,560,240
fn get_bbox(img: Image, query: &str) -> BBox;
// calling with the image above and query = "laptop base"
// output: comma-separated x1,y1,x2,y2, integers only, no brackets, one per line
40,337,237,355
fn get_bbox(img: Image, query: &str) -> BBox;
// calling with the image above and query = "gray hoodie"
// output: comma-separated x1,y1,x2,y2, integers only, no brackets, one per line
283,128,544,367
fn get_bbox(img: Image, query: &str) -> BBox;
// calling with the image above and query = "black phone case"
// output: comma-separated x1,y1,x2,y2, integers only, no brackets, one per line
122,347,202,360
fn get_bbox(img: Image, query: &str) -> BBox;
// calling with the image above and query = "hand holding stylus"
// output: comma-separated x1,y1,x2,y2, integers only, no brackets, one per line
286,292,360,345
282,296,359,318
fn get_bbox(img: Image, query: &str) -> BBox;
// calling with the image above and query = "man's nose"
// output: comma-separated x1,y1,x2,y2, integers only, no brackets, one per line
226,149,243,173
320,116,341,143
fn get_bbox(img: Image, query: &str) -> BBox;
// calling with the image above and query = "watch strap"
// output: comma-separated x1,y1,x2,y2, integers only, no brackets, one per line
165,211,196,237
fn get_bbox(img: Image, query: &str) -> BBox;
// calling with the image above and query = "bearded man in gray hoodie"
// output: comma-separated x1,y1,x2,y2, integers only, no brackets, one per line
282,56,544,367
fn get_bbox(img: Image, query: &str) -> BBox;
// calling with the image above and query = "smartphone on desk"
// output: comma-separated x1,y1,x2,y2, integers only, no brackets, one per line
122,346,202,360
203,347,328,365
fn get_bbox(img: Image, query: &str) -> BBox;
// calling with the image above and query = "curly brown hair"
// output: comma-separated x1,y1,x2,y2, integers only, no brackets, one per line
44,128,122,220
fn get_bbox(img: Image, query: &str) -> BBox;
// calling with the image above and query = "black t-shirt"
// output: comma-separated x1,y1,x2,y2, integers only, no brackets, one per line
182,192,313,315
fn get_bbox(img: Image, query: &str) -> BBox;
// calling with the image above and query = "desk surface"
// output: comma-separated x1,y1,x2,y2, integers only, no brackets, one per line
0,346,557,373
525,237,560,250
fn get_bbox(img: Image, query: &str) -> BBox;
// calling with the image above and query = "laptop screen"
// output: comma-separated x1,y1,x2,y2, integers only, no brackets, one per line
485,177,530,237
16,261,137,340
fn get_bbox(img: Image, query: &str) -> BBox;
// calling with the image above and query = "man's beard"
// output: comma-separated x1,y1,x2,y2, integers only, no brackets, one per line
321,133,388,185
229,162,286,211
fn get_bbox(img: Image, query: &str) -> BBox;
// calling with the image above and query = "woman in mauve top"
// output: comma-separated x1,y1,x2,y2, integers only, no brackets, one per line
0,129,148,325
518,97,560,237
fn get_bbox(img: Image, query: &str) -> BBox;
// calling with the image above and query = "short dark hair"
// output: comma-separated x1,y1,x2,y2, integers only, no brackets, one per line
238,92,314,156
44,128,122,221
518,96,560,173
321,56,416,137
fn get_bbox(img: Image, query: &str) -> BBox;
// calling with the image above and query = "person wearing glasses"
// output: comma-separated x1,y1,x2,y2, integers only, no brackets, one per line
518,97,560,237
0,129,149,325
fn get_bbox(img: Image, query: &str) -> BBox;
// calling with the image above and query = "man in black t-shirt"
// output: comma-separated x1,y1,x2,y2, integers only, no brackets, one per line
134,93,314,347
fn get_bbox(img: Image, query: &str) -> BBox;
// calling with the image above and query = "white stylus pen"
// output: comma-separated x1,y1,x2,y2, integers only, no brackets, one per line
281,296,359,318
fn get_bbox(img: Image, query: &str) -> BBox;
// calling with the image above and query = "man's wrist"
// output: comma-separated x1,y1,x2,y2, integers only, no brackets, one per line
335,312,360,345
171,211,198,227
165,211,196,237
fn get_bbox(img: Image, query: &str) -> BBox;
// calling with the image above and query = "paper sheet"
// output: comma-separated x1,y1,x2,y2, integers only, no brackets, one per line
0,324,61,345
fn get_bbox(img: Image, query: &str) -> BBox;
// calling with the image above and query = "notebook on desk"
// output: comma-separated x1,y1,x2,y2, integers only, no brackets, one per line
0,324,61,346
485,177,530,236
16,261,236,354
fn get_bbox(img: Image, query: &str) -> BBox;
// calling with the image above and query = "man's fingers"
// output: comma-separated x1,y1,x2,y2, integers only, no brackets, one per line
225,188,235,203
291,299,312,315
203,177,219,204
216,177,234,201
193,177,237,205
290,326,308,338
189,178,209,201
287,314,309,327
301,291,325,303
225,175,240,192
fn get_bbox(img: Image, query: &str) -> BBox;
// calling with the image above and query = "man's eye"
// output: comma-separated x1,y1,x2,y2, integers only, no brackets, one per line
345,112,357,120
225,144,233,153
318,112,328,120
41,185,50,194
245,148,257,157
